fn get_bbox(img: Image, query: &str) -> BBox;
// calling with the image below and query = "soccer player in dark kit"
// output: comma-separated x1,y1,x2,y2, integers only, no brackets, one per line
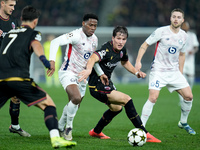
0,5,77,148
78,26,161,143
0,0,30,137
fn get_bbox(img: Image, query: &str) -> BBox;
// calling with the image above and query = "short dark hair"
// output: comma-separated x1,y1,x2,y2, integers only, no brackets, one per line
21,5,41,21
171,8,184,18
83,13,98,21
113,26,128,38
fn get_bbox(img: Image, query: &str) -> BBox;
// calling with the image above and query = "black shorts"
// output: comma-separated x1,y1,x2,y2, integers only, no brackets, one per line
89,79,116,104
0,78,46,108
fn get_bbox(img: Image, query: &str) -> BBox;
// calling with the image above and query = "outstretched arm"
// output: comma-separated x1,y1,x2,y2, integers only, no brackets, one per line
31,40,53,75
78,53,99,82
135,41,149,71
121,60,146,78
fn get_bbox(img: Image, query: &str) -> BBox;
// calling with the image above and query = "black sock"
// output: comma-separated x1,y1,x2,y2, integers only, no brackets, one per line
124,99,147,133
94,108,122,133
44,106,58,131
9,100,20,125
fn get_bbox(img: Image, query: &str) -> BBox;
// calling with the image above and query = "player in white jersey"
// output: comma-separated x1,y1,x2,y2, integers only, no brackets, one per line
48,14,102,140
181,21,199,87
178,21,199,120
135,8,196,135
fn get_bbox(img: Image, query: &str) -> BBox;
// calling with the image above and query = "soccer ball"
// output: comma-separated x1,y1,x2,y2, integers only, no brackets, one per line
127,128,147,146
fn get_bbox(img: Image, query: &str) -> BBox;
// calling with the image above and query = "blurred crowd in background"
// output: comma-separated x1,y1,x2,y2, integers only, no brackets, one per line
13,0,199,28
12,0,200,82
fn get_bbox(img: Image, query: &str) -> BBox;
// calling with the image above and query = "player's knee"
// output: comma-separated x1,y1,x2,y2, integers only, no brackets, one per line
123,95,132,104
36,97,56,110
148,97,157,103
184,94,193,101
71,96,82,105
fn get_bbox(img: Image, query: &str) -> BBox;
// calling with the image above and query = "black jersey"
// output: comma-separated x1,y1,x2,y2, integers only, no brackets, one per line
0,26,42,79
0,15,19,46
89,41,128,86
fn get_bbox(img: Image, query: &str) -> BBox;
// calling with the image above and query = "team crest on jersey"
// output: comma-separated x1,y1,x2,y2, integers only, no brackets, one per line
120,51,123,58
178,39,183,45
84,52,91,59
168,47,176,54
92,42,96,49
11,22,16,29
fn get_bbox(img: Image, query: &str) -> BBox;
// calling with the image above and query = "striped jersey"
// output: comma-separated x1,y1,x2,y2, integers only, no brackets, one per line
146,25,188,72
49,28,98,74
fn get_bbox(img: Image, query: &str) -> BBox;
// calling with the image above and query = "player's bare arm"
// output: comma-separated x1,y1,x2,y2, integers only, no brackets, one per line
179,52,185,73
78,53,99,82
31,40,52,72
135,41,149,71
121,60,146,78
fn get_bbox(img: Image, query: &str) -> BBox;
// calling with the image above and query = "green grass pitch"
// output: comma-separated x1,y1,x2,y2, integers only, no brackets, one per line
0,83,199,150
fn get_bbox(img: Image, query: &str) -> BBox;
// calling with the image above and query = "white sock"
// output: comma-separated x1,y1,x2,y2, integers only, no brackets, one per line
180,99,193,123
141,99,155,127
11,124,20,130
66,101,78,129
58,104,68,131
50,129,60,138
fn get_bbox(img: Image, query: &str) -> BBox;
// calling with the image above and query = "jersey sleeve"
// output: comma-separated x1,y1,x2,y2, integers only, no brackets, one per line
180,33,188,53
31,31,42,42
146,27,162,45
94,46,109,62
49,29,80,61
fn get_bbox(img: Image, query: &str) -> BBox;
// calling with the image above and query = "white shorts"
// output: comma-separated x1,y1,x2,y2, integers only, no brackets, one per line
58,70,87,97
148,71,189,93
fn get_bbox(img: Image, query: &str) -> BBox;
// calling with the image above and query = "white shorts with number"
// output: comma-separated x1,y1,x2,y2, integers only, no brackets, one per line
58,70,87,97
148,71,189,93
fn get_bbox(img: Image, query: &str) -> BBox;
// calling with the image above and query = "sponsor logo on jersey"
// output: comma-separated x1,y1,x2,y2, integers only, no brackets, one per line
105,62,117,68
84,52,91,59
168,47,176,54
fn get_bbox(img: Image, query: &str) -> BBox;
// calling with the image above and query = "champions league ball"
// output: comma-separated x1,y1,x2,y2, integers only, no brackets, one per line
127,128,147,146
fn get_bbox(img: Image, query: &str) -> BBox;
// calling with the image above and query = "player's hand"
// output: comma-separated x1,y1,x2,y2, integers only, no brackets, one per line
47,61,55,77
100,74,109,85
135,62,142,71
136,71,146,78
78,69,91,83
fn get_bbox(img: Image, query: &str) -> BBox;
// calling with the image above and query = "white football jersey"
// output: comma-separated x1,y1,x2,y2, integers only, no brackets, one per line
146,25,188,72
183,31,199,75
49,28,98,74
